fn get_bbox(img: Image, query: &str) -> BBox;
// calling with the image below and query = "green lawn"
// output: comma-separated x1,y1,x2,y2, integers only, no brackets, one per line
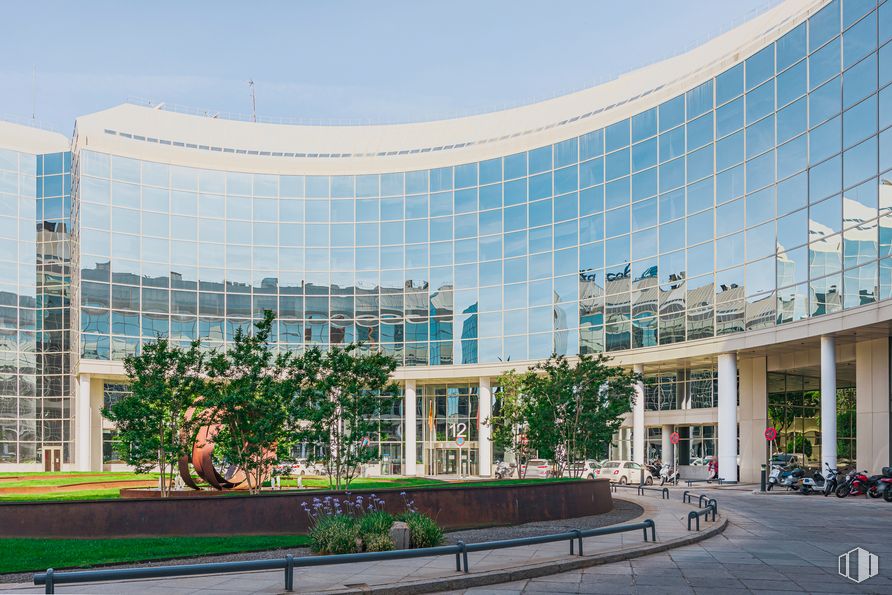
0,473,578,502
289,476,447,490
0,535,311,574
0,489,126,502
0,472,158,488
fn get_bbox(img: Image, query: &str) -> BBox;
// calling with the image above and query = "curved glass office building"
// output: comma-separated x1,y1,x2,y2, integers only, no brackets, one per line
1,0,889,480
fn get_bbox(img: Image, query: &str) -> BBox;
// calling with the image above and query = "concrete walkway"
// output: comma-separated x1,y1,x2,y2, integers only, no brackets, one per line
456,484,892,594
0,490,719,594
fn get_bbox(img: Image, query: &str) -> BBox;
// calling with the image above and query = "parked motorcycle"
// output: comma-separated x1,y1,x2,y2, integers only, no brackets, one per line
659,463,678,486
494,461,515,480
866,467,892,499
883,468,892,502
836,469,871,497
645,461,661,479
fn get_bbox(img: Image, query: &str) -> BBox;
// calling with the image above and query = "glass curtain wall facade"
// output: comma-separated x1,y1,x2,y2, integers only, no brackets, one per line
0,148,71,465
73,1,892,369
0,0,884,474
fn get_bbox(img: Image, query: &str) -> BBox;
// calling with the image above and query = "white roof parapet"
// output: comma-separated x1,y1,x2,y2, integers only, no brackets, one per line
0,120,70,155
73,0,826,174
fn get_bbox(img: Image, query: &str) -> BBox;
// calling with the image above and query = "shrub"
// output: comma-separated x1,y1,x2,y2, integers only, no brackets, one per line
359,510,394,540
399,511,443,548
309,514,359,554
363,531,395,552
301,491,442,553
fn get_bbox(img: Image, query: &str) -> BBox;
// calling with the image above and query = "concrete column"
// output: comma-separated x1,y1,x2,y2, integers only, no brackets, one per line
404,380,417,476
76,374,92,471
478,377,493,477
856,338,890,472
661,424,674,464
821,335,837,471
738,356,768,483
632,364,645,464
717,353,738,482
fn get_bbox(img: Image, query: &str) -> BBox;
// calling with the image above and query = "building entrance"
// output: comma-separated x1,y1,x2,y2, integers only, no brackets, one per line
431,447,477,476
419,383,480,476
43,447,62,472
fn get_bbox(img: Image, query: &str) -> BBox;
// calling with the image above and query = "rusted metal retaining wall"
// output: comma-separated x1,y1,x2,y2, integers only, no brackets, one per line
1,480,613,538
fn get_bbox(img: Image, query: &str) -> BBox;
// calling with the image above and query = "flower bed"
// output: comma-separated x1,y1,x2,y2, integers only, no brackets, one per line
304,492,442,554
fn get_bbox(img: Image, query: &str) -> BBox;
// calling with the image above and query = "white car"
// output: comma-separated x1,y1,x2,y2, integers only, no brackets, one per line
594,460,653,485
275,459,325,476
521,459,553,479
563,460,601,479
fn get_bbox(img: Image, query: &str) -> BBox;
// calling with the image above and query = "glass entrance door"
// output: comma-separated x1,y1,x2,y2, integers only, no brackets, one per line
433,447,477,476
419,383,481,476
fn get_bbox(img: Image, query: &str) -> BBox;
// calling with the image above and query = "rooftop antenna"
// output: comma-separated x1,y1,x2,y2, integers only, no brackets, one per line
248,79,256,122
31,66,36,121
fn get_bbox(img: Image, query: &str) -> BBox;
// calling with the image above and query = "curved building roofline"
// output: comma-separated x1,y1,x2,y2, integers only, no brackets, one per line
73,0,824,174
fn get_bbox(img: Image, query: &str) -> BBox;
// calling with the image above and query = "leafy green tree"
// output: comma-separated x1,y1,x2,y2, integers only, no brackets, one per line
293,344,398,490
520,354,638,477
487,369,533,478
785,434,813,458
103,338,205,497
202,311,301,494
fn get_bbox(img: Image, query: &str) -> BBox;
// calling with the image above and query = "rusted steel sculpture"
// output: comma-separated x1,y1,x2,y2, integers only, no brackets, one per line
177,406,274,490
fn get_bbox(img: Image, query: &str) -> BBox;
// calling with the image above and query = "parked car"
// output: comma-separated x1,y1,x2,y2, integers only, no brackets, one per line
770,453,801,468
565,460,602,479
594,460,653,484
521,459,553,478
274,459,325,476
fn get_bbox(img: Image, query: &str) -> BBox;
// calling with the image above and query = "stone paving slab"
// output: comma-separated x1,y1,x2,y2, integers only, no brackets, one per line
453,486,891,594
0,492,722,594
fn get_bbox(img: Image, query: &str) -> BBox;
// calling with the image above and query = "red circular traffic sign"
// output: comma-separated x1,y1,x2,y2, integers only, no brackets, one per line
764,427,777,441
669,432,680,445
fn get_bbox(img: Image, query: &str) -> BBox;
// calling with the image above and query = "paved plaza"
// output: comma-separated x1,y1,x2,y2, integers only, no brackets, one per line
2,486,890,594
457,486,892,594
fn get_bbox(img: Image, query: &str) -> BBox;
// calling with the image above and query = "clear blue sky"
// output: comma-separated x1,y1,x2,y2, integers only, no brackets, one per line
0,0,772,132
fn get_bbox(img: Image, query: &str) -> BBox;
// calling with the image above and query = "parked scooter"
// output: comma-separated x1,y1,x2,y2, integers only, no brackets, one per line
767,464,804,491
800,468,826,495
494,461,515,480
821,463,842,496
645,461,661,479
659,463,678,486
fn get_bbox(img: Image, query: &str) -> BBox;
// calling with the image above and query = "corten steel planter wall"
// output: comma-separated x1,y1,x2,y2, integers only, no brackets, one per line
0,480,612,538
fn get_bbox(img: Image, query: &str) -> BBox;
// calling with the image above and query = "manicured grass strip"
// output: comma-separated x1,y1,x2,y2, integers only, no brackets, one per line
0,489,124,502
0,476,580,502
292,476,447,490
0,472,158,488
0,535,311,574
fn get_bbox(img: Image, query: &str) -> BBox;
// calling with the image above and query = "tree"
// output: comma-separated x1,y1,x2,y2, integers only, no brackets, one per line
103,338,205,497
520,354,638,478
785,434,813,458
201,311,301,494
486,369,533,478
293,344,398,490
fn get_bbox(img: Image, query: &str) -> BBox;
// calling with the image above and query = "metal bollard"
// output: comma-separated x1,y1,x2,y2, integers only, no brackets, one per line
570,529,583,556
45,569,54,595
284,554,294,591
760,464,767,492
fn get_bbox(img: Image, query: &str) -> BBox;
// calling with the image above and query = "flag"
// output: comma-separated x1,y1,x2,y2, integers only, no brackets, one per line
428,400,434,432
